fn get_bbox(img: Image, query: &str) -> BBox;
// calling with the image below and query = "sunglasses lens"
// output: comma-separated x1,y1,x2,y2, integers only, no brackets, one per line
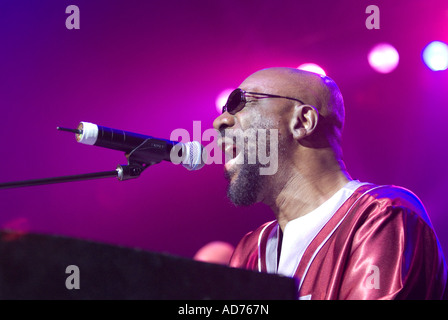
223,89,244,114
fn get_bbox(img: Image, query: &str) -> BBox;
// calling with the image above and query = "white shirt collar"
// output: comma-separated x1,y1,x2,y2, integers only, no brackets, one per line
265,180,368,276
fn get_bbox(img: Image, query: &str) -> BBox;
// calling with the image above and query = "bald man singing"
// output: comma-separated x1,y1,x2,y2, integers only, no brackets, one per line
213,67,447,300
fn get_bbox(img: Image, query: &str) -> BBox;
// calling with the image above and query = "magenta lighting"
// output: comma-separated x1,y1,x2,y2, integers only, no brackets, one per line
297,63,327,76
368,43,400,74
422,41,448,71
216,88,234,113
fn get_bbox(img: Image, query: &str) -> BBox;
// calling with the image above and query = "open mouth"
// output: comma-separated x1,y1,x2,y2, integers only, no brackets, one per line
224,145,240,169
218,136,242,170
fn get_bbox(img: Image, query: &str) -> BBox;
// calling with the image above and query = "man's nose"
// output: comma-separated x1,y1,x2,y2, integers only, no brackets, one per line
213,112,236,132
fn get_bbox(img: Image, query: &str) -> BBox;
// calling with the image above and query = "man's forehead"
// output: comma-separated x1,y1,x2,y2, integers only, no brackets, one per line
238,68,323,103
239,72,292,93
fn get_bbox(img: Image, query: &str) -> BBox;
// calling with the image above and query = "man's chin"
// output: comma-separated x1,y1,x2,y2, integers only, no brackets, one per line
225,163,262,207
224,164,239,182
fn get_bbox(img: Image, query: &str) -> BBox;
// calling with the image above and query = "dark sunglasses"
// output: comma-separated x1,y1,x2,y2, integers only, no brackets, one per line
222,88,306,114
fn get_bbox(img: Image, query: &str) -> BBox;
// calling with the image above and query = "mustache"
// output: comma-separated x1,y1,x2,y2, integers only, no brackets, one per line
218,128,251,143
218,128,239,150
218,128,238,143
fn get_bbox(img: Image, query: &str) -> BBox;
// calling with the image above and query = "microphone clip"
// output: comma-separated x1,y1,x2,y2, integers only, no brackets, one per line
116,162,157,181
116,139,161,181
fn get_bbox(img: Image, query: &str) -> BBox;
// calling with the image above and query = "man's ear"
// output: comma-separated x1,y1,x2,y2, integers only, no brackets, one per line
289,105,319,141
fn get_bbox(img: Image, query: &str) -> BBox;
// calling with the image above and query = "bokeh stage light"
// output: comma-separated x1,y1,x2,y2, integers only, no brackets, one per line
422,41,448,71
368,43,400,74
215,88,234,113
297,63,327,76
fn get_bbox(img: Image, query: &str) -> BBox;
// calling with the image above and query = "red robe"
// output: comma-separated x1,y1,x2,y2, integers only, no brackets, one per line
229,183,448,299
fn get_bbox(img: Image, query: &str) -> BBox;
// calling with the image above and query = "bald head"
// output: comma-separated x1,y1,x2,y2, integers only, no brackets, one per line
240,67,342,107
239,67,345,155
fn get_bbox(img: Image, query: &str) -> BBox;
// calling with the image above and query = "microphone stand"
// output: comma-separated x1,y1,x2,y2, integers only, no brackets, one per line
0,170,120,190
0,161,159,190
0,134,160,190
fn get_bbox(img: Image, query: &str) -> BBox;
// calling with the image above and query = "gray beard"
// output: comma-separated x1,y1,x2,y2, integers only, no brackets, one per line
225,162,263,207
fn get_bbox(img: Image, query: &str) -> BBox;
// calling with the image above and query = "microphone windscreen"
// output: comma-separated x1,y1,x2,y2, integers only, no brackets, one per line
182,141,206,171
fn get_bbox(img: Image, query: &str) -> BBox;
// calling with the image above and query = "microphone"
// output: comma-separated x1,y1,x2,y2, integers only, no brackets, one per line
57,121,206,171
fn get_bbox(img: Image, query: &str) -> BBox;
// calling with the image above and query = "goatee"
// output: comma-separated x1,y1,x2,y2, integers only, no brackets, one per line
225,163,263,207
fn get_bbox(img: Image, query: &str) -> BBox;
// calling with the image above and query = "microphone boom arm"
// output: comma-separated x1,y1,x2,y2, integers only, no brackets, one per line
0,131,162,190
0,170,120,190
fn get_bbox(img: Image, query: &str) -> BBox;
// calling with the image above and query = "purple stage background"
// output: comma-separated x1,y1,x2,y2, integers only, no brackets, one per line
1,1,448,261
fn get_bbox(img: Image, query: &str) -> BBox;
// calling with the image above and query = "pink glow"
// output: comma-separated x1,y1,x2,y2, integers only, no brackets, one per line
297,63,327,76
368,43,400,73
215,88,234,114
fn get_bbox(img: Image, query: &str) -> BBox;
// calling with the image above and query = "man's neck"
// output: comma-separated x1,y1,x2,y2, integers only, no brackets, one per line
268,163,351,232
